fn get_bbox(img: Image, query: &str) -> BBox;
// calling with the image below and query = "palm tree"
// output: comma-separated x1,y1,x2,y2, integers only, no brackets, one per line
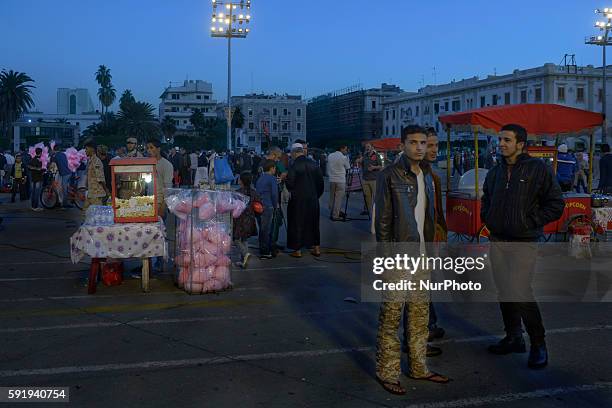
97,84,116,116
95,65,115,115
161,115,177,143
0,69,35,141
119,89,135,111
117,101,159,142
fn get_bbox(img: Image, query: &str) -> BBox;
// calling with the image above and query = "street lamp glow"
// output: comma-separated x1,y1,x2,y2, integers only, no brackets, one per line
219,12,224,18
226,4,230,9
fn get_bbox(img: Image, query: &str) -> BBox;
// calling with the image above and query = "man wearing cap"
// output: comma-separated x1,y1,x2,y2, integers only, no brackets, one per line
125,137,142,158
285,143,324,258
556,144,575,192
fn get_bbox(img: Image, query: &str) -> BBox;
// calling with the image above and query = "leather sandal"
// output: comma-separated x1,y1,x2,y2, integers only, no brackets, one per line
376,377,406,395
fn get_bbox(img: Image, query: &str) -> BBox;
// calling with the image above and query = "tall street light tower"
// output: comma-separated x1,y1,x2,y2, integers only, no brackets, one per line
211,0,251,150
586,8,612,143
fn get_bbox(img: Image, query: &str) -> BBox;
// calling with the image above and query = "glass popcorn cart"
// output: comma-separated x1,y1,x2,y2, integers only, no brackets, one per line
110,157,158,223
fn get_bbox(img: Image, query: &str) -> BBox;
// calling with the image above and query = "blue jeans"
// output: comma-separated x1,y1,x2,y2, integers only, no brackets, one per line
258,207,274,255
60,174,72,205
31,181,42,208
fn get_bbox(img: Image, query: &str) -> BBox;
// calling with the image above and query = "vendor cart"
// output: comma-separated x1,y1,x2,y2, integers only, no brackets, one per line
438,104,604,242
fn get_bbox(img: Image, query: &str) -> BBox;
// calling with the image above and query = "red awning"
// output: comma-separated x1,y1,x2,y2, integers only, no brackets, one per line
438,104,603,135
364,138,401,151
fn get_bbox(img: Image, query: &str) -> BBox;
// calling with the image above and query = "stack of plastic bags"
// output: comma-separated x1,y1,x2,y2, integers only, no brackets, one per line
165,189,249,294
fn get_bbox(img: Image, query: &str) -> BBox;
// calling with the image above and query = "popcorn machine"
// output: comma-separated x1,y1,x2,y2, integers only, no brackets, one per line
110,157,158,223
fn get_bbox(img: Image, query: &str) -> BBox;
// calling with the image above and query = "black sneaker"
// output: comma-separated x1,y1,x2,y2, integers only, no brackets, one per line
488,336,526,355
527,343,548,369
428,326,445,342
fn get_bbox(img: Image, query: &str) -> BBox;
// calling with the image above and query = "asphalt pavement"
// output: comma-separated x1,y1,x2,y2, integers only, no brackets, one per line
0,184,610,408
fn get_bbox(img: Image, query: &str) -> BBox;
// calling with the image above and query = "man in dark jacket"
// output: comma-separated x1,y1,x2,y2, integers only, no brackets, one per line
374,126,449,395
598,143,612,193
285,143,324,258
481,124,564,369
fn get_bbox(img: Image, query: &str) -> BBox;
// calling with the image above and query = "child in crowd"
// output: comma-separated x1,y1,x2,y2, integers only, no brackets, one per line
255,160,279,259
232,171,259,268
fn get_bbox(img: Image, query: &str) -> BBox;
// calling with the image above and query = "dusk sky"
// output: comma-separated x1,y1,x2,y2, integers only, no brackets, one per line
0,0,607,113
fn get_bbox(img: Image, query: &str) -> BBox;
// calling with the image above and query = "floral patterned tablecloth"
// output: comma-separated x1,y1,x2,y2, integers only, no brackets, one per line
70,221,167,263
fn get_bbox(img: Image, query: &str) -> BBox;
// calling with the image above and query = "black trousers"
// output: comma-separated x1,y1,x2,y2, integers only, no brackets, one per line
11,178,28,201
490,236,546,345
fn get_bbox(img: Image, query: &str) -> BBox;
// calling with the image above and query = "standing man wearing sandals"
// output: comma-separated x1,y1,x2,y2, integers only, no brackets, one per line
374,125,450,395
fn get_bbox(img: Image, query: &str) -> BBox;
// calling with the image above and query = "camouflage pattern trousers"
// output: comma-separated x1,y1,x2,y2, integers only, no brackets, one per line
376,277,430,383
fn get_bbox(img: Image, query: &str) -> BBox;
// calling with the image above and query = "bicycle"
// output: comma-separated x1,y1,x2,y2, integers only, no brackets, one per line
40,172,87,210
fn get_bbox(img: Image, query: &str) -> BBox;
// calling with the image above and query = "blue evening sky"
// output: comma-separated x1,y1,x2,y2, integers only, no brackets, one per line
0,0,607,113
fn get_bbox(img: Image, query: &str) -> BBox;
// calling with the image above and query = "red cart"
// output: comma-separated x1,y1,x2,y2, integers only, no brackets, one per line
438,104,603,241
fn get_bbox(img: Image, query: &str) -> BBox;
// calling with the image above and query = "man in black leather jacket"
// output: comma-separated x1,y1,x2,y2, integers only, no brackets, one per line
481,124,564,369
374,126,449,395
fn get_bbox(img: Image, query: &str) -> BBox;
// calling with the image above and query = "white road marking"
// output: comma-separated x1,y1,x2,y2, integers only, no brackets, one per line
0,347,372,377
0,324,610,377
0,309,363,333
0,265,328,282
404,382,612,408
0,286,266,302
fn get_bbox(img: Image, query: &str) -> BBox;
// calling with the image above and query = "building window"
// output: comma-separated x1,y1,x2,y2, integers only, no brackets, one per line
174,120,179,126
504,92,511,105
415,106,419,116
171,107,178,112
204,95,209,100
273,108,277,116
434,103,439,114
451,100,460,112
392,125,395,135
557,87,565,102
272,122,278,131
424,105,430,115
196,95,202,100
184,107,189,111
392,110,396,120
492,95,499,106
435,122,439,132
297,108,302,117
248,122,254,130
444,101,449,112
172,94,179,100
371,100,376,109
576,87,585,102
480,96,486,107
283,108,288,116
407,108,412,117
535,87,542,102
183,120,187,124
599,88,604,103
297,122,302,131
385,110,389,120
69,95,76,115
282,122,288,131
385,126,389,136
520,90,527,103
248,108,253,117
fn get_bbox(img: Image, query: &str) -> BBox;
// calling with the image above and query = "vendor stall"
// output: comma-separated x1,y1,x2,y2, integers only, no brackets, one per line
439,104,604,241
70,218,167,293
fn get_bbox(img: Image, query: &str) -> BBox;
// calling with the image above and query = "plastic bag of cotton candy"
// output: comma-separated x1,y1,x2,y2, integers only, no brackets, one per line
174,219,233,294
164,188,250,222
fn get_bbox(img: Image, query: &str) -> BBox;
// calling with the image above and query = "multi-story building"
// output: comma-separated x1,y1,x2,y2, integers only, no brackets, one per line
57,88,95,115
231,93,307,153
13,120,79,151
382,63,612,148
306,83,402,148
159,80,217,133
